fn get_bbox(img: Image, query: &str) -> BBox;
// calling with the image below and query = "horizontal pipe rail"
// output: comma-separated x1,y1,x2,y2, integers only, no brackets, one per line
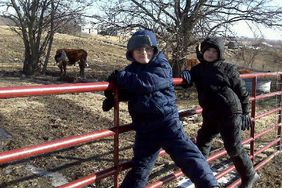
253,153,279,171
227,148,279,188
0,124,135,165
207,150,228,163
254,138,280,156
254,124,279,139
58,168,116,188
215,165,236,180
57,150,167,188
215,155,256,186
156,139,279,188
146,171,184,188
207,137,253,163
0,129,115,164
255,108,281,120
146,128,277,188
178,108,202,117
148,136,258,187
239,72,282,79
178,92,282,118
150,138,280,188
5,104,274,166
146,137,254,187
0,82,110,99
0,79,185,99
57,161,132,188
173,78,183,85
1,109,278,187
0,74,280,99
249,91,282,101
255,91,282,100
0,109,200,166
0,73,281,188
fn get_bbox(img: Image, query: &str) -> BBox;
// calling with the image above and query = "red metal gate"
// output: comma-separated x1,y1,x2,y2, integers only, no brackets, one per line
0,72,281,188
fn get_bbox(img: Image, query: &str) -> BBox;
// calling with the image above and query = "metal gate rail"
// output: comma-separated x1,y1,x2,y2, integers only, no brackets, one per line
147,72,282,187
0,73,281,188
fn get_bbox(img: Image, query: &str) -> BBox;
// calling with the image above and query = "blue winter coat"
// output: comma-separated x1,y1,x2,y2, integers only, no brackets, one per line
115,52,179,132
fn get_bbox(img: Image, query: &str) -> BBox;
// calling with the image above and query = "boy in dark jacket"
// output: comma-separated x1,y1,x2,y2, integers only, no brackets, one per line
103,30,219,188
182,37,260,188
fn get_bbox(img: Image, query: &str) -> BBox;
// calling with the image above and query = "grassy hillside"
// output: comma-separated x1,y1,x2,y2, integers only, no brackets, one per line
0,26,129,81
1,25,281,81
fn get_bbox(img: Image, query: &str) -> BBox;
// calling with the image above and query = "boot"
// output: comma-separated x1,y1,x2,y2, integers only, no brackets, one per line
238,172,260,188
230,154,258,188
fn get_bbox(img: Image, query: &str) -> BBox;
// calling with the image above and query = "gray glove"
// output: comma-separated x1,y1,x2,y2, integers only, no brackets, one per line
241,114,252,131
181,70,192,88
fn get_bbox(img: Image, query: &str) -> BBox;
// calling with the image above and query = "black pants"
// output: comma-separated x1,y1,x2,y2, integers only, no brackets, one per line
196,112,255,181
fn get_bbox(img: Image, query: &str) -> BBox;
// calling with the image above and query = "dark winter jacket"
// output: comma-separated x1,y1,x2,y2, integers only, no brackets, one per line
190,37,249,115
115,30,179,132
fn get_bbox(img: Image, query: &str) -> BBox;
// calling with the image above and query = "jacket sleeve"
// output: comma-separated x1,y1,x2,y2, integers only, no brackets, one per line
229,66,250,114
115,60,172,94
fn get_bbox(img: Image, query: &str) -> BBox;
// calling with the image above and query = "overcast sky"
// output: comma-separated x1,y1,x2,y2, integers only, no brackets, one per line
230,0,282,40
232,21,282,41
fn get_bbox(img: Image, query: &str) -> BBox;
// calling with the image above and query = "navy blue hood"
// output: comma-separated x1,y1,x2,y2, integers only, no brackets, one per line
126,29,159,61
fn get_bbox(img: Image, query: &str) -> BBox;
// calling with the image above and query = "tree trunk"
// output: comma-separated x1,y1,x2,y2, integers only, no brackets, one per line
170,25,194,77
42,34,54,74
23,56,34,75
42,0,55,74
171,51,183,77
22,45,40,75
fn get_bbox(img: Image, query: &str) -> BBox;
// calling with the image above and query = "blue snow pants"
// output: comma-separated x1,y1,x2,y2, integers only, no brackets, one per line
120,118,218,188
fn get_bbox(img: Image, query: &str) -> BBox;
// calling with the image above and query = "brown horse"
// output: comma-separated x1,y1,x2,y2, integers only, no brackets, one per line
54,49,88,78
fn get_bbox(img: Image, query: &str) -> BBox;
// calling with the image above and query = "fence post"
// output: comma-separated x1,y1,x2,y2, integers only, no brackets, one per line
114,87,120,188
278,74,282,151
250,77,257,162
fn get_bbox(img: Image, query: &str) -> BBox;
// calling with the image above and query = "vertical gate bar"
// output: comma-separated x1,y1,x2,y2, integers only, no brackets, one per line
278,74,282,151
250,77,257,162
114,87,120,188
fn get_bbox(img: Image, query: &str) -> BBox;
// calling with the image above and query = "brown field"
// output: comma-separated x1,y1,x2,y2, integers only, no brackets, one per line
0,26,281,188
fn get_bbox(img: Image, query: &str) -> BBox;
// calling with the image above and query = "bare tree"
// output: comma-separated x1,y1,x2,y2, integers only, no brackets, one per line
238,45,261,68
0,0,94,75
92,0,282,76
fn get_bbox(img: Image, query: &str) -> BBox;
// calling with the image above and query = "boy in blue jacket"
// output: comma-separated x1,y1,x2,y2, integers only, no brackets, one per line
182,37,260,188
103,30,219,188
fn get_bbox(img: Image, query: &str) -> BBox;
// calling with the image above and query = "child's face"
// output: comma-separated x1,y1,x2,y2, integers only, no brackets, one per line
203,48,219,62
132,45,154,64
